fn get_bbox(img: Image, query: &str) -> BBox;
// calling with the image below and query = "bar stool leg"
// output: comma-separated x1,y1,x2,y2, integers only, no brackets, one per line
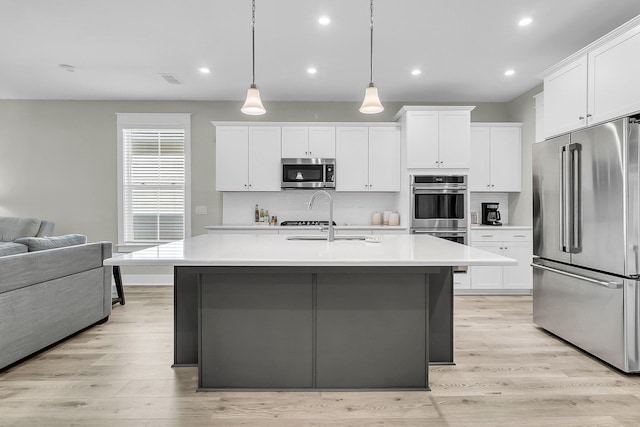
112,265,125,305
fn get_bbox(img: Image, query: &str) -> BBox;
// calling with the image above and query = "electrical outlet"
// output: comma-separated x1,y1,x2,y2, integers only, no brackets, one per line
195,205,208,215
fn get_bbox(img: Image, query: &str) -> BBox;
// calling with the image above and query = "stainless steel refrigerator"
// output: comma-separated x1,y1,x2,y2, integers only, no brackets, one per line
532,117,640,373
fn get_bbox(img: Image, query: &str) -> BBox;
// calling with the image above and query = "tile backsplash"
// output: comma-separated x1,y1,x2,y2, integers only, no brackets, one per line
223,191,401,226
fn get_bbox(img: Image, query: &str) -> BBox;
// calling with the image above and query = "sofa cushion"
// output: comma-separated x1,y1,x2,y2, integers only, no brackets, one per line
14,234,87,252
0,217,41,242
0,242,28,257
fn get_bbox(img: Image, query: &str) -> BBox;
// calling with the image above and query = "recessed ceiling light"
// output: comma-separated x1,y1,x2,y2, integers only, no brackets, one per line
307,67,317,75
59,64,75,72
518,17,533,27
198,67,211,74
504,69,516,76
411,69,421,76
318,16,331,26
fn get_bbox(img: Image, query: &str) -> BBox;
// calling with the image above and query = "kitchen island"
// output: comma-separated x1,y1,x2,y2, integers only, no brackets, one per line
105,233,515,391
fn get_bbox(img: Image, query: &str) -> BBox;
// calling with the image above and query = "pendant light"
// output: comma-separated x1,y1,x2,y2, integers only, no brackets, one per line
241,0,266,115
359,0,384,114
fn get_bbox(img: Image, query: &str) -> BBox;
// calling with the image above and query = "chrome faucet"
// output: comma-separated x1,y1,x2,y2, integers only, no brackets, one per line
308,190,334,242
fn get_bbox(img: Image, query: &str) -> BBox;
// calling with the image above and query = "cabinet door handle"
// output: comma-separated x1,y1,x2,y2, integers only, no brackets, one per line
513,234,527,237
579,116,585,120
481,235,493,237
491,184,495,187
586,114,592,118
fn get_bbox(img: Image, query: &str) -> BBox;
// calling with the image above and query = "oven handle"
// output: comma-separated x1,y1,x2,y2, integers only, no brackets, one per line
412,230,466,236
413,188,466,194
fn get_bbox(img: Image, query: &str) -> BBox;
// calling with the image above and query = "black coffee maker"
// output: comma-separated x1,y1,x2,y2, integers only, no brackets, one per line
481,202,502,226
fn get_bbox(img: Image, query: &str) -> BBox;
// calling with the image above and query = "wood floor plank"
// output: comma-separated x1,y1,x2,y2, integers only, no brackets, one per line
2,286,640,426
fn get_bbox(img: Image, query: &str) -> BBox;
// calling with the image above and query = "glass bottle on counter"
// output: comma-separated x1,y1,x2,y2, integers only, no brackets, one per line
254,204,259,223
259,208,265,222
264,209,269,224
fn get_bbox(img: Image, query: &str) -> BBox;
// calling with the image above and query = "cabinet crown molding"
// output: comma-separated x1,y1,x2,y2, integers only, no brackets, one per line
537,14,640,79
392,105,476,122
211,121,398,127
471,122,523,127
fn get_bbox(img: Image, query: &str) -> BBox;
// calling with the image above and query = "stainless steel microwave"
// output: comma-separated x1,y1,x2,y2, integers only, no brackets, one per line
281,158,335,189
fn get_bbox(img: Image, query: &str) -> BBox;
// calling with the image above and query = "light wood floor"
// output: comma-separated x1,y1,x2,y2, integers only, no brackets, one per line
1,287,640,426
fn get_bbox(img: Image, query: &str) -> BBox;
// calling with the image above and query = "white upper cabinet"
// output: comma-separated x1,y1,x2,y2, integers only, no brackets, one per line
588,24,640,126
281,126,335,158
470,124,522,192
395,106,474,169
215,125,281,192
541,17,640,138
216,126,249,192
308,127,336,158
368,127,401,192
438,111,471,169
543,56,588,138
405,111,439,168
335,127,369,191
335,126,400,192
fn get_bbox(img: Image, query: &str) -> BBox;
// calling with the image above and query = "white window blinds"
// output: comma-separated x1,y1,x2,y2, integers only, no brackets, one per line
117,113,191,249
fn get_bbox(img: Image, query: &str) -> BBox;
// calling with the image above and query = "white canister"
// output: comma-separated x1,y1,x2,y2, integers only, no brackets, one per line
372,212,382,225
383,210,393,225
388,212,400,226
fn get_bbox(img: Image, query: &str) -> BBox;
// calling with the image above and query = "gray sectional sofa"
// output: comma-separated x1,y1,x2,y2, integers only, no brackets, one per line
0,216,112,370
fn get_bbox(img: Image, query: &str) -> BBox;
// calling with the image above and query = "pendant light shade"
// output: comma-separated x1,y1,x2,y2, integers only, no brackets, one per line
241,84,265,115
359,0,383,114
242,0,266,115
360,83,384,114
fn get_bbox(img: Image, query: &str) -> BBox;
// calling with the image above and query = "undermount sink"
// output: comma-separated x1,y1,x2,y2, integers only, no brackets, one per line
286,235,379,242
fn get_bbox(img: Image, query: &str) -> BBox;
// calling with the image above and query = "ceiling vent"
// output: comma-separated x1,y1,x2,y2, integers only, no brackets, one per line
158,73,183,85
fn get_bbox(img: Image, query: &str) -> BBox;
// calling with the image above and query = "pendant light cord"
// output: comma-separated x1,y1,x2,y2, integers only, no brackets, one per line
251,0,256,86
369,0,374,85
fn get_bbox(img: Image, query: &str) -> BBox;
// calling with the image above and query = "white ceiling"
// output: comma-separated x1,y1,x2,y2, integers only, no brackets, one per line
2,0,640,103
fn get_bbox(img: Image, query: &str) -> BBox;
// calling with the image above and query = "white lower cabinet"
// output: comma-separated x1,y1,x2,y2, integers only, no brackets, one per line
469,228,532,292
453,271,471,290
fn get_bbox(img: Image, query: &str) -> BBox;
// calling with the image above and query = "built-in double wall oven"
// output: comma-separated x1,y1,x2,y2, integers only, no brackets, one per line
410,175,467,245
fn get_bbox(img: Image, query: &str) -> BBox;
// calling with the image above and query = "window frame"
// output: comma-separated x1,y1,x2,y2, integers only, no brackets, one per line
116,113,191,252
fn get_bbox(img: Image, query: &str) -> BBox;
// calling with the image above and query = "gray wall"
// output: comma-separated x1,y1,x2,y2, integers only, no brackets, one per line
0,99,520,277
0,99,511,244
506,84,543,226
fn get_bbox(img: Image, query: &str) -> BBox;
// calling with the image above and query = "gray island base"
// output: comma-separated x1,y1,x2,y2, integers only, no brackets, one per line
174,265,453,391
104,233,516,392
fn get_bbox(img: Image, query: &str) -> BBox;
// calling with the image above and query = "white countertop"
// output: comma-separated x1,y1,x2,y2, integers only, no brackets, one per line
206,225,408,231
104,233,516,267
471,225,532,230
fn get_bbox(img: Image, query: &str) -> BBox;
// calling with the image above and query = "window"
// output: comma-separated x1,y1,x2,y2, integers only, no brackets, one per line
116,113,191,251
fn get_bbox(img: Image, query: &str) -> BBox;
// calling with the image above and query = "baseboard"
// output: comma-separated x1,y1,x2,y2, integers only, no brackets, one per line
113,274,173,286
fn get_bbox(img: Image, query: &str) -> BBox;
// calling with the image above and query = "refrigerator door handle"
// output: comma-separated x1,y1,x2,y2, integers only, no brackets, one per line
531,263,623,289
569,143,582,253
560,146,571,252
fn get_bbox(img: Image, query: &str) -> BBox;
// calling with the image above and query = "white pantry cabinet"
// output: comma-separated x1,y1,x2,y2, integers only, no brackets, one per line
469,228,532,292
541,17,640,138
215,126,281,192
335,126,400,192
281,126,335,158
469,124,522,192
394,106,474,169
